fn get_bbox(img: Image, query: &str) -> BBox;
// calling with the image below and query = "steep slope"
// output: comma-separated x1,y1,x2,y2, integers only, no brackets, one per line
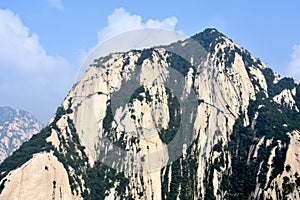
0,28,300,200
0,106,42,162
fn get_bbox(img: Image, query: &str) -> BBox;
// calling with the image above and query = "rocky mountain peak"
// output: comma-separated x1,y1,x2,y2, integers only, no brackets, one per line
0,28,300,200
191,28,228,51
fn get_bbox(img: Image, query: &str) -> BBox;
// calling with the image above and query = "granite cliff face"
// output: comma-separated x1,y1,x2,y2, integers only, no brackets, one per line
0,28,300,200
0,106,42,162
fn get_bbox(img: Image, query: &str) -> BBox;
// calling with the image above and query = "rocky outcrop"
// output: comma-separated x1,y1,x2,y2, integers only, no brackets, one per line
0,152,75,200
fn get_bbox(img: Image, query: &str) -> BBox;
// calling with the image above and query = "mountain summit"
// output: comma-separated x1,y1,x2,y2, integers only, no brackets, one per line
0,28,300,200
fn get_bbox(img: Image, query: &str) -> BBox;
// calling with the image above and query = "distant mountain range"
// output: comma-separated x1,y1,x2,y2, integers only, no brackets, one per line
0,106,42,162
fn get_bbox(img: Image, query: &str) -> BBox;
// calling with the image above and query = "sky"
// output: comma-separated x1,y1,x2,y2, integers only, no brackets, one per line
0,0,299,123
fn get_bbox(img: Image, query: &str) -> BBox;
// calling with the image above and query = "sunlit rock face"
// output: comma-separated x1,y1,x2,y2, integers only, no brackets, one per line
1,28,300,200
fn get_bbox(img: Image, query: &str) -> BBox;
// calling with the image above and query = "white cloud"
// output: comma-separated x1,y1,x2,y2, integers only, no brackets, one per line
0,9,74,122
97,8,178,43
288,45,300,81
47,0,63,10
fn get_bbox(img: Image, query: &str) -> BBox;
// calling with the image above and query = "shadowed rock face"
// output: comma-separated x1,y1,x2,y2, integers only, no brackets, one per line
0,106,42,162
0,28,300,200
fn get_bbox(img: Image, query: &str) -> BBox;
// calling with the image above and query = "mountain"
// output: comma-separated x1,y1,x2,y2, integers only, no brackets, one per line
0,28,300,200
0,106,42,162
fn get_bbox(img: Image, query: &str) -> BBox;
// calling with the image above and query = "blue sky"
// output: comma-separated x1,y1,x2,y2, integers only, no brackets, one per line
0,0,300,122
